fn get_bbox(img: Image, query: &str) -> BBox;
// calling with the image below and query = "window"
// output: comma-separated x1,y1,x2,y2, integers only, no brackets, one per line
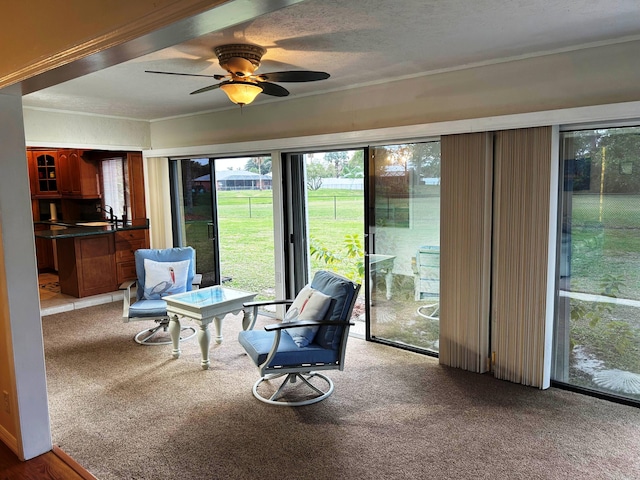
101,157,129,221
554,126,640,404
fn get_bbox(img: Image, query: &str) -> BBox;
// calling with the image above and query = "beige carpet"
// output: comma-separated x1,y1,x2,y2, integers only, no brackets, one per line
42,302,640,480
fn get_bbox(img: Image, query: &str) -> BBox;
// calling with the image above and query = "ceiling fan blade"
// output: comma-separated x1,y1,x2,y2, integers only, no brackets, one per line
257,71,330,83
258,82,289,97
146,70,226,80
190,83,223,95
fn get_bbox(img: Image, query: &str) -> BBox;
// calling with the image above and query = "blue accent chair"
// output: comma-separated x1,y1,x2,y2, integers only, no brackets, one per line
238,270,360,406
121,247,201,345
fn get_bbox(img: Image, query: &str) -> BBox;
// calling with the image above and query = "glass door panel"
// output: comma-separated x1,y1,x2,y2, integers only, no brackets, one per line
554,127,640,403
173,158,217,286
369,142,441,353
302,150,365,327
172,156,276,301
304,151,365,279
214,156,275,300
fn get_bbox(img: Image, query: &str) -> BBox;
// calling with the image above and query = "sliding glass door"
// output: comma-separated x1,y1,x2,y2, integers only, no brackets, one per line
554,126,640,403
171,157,218,285
171,156,276,300
304,150,365,281
281,150,365,331
368,142,441,353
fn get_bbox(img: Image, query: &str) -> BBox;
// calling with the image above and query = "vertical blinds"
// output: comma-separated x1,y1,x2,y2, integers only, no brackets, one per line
440,127,555,387
492,127,553,387
439,132,493,373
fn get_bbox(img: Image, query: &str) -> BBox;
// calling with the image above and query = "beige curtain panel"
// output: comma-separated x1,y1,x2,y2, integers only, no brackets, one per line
439,132,493,373
491,127,554,388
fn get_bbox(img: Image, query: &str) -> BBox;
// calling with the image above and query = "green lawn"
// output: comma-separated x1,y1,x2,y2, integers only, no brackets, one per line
184,189,365,298
564,194,640,385
568,194,640,299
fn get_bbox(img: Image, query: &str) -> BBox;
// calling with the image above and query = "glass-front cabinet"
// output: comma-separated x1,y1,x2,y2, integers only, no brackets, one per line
32,150,59,196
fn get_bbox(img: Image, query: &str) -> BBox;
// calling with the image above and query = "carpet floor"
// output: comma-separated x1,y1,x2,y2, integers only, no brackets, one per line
42,302,640,480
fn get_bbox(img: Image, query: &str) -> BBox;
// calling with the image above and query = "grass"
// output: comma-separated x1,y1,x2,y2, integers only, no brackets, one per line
563,194,640,390
569,194,640,296
183,189,365,298
306,190,364,278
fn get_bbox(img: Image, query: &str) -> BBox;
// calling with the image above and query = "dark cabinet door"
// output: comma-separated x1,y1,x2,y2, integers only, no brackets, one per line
32,151,60,197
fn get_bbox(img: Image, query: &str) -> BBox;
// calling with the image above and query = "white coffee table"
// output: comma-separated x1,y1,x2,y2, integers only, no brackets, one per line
165,286,257,369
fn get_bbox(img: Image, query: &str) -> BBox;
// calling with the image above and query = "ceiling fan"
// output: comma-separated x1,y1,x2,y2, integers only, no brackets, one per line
145,43,330,107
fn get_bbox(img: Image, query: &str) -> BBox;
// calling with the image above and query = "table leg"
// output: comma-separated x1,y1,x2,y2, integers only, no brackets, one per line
213,316,223,344
197,323,211,370
168,314,181,359
385,269,393,300
242,308,254,330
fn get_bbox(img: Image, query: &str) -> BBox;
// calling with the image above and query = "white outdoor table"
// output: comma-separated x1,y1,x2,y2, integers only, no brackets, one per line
165,286,257,369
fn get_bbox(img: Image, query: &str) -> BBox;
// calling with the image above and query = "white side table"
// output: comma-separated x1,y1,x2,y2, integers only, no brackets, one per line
165,286,257,369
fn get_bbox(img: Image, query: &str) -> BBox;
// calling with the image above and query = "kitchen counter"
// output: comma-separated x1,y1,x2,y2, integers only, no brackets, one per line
34,220,150,298
34,220,149,239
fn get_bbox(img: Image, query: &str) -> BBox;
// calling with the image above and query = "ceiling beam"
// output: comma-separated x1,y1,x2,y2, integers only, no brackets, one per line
11,0,305,95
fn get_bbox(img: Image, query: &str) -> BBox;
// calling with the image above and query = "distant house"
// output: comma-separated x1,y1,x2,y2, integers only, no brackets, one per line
193,170,272,192
193,174,212,192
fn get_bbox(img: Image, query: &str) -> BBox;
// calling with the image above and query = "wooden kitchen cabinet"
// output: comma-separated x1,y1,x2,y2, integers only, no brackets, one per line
34,224,55,271
115,228,149,284
127,152,147,224
57,234,118,297
58,149,101,198
30,150,60,197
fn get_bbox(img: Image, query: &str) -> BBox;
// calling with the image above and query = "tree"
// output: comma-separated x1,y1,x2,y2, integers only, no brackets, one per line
245,156,272,175
181,158,209,211
306,161,329,190
565,129,640,194
342,150,364,178
324,151,349,178
410,142,441,180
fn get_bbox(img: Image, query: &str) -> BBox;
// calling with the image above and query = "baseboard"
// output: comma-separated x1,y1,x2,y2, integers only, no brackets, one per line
52,445,98,480
0,425,19,457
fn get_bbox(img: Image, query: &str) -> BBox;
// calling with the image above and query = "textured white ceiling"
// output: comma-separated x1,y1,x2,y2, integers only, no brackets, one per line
22,0,640,120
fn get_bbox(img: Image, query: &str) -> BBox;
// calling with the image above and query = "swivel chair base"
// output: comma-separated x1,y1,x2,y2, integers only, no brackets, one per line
253,372,334,406
134,321,196,346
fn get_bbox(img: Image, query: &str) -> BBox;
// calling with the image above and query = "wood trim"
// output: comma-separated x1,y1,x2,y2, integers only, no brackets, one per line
1,0,227,89
52,445,98,480
127,152,147,223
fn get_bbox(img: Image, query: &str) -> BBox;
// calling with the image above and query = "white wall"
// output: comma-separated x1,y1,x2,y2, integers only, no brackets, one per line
23,108,151,150
0,86,51,460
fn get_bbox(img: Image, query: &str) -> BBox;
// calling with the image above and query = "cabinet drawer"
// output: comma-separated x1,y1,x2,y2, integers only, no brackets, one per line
117,261,138,284
115,238,147,262
114,229,148,243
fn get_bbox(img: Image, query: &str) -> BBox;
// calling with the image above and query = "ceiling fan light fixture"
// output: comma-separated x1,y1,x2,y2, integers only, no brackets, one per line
220,81,263,106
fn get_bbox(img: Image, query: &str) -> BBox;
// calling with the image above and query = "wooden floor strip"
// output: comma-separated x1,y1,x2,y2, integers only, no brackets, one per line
0,441,94,480
52,445,97,480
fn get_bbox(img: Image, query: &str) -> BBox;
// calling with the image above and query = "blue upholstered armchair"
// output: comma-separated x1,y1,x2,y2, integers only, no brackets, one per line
238,270,360,406
121,247,201,345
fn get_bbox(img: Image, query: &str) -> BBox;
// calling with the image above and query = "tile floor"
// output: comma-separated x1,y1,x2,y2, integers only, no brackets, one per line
39,272,123,317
